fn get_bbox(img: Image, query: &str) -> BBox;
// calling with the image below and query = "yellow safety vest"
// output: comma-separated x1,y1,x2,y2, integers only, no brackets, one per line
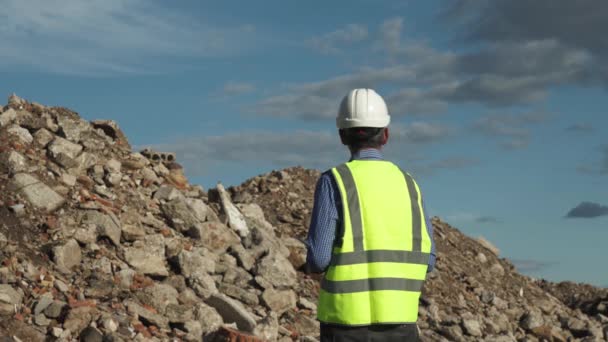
317,160,432,326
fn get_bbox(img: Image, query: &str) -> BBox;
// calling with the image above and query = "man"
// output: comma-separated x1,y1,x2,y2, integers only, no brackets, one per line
305,88,436,342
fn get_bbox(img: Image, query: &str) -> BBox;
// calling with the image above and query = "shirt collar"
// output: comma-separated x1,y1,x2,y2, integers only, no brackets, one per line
350,148,384,161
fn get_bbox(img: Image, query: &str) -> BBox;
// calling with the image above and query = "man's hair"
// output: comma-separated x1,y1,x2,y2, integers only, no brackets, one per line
339,127,386,150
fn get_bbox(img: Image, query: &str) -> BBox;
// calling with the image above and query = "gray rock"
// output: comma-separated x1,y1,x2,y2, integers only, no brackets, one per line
80,211,122,246
104,159,121,173
462,319,483,337
165,304,194,324
34,313,51,326
140,283,179,315
9,173,66,212
0,284,23,316
191,221,240,253
56,115,90,143
184,320,203,341
79,326,103,342
178,248,216,276
1,151,27,174
53,239,82,270
33,292,54,315
161,197,203,233
219,283,259,306
126,300,169,329
178,288,200,306
60,173,77,186
195,303,224,336
72,152,99,172
521,310,544,331
7,125,33,144
124,235,168,277
0,108,17,126
217,183,249,238
262,288,297,315
48,136,83,168
121,224,146,241
178,248,218,298
33,128,54,147
154,185,184,201
298,298,317,312
74,225,98,245
206,293,256,333
230,243,255,271
256,252,297,288
44,301,66,319
64,306,98,335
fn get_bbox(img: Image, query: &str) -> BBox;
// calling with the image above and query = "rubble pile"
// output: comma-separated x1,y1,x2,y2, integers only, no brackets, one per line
0,95,314,341
0,94,605,341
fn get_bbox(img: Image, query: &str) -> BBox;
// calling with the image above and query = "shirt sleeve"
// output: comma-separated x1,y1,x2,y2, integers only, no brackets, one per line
422,199,437,273
305,172,339,273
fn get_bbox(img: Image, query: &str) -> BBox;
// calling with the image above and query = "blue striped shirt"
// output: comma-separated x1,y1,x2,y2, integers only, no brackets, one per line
305,148,436,273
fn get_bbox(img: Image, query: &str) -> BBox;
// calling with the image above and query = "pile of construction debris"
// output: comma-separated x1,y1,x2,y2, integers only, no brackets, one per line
0,94,606,342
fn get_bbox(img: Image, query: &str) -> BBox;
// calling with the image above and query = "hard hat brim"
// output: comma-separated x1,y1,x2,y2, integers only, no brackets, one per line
336,116,390,129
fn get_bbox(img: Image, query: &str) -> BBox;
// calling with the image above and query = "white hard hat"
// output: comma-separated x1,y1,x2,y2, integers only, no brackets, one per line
336,88,390,129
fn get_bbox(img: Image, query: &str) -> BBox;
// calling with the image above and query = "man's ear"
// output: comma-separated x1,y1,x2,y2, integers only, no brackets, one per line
382,127,389,145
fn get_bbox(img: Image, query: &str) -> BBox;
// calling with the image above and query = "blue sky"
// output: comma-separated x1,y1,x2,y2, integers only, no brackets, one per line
1,0,607,286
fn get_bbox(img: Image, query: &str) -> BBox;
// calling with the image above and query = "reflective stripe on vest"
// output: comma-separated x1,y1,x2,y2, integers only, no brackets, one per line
317,160,432,326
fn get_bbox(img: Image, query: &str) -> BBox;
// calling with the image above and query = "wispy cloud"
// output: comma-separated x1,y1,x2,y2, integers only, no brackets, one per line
0,0,260,75
306,24,368,54
565,201,608,219
472,111,551,149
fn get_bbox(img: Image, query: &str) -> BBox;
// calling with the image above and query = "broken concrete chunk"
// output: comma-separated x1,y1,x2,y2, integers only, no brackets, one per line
217,183,249,238
0,107,17,127
262,288,297,315
33,128,55,147
80,210,122,246
0,284,23,316
1,151,28,174
9,173,66,212
205,293,256,333
127,300,170,329
53,239,82,270
48,136,83,168
256,252,297,288
56,115,90,143
7,125,33,144
124,234,167,277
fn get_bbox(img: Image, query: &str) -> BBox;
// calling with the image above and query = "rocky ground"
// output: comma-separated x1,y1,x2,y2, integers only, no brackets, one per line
0,94,606,341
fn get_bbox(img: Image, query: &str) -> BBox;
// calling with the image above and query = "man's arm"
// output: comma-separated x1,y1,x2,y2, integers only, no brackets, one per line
305,172,339,273
423,199,437,273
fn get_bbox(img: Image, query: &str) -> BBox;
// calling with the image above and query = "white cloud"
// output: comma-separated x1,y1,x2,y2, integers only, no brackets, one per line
472,110,551,150
307,24,368,54
0,0,260,75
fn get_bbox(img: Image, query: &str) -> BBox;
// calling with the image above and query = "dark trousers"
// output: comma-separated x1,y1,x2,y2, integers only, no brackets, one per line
320,323,420,342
